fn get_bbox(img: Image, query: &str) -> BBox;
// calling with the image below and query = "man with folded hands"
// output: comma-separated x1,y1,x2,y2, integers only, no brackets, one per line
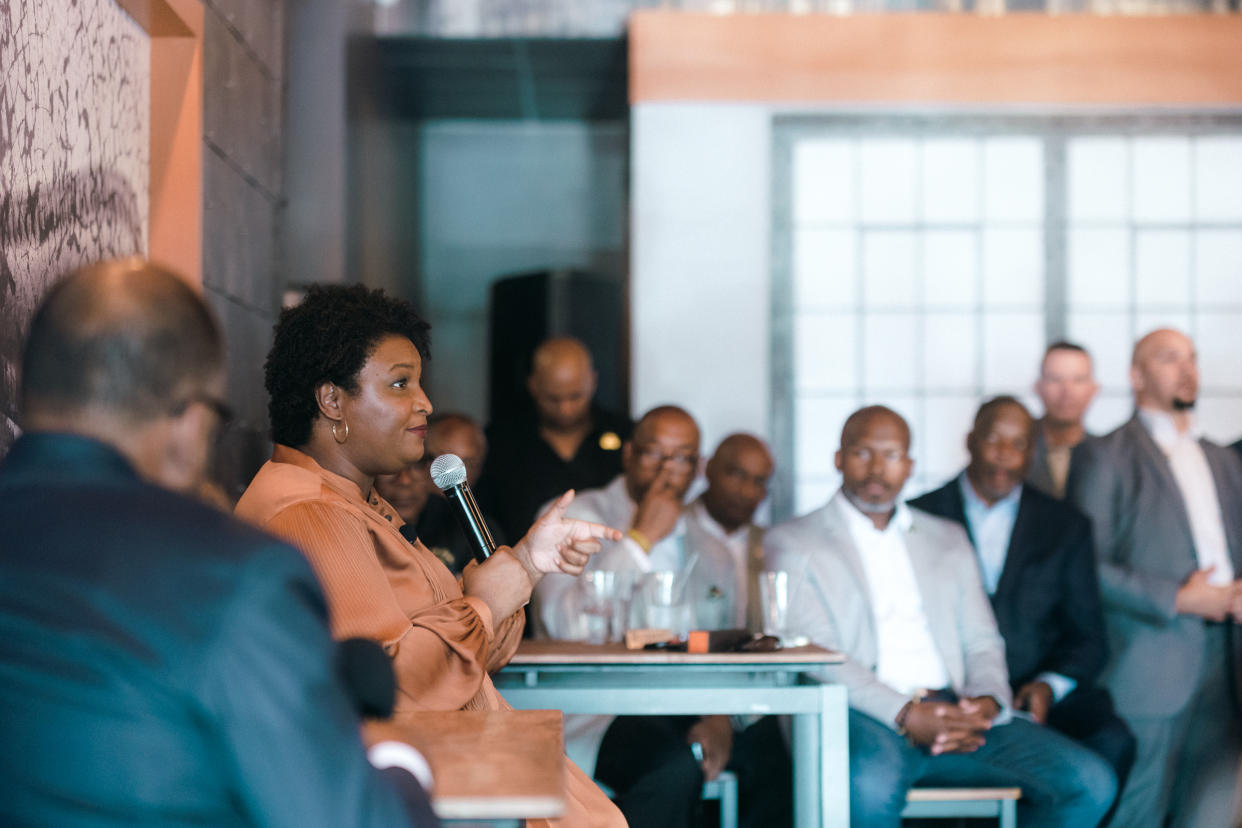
765,404,1116,828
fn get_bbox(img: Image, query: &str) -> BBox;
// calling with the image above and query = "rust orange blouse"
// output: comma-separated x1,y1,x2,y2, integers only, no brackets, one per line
235,446,625,827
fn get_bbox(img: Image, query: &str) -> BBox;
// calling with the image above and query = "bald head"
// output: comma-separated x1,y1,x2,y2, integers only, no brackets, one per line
623,405,701,502
19,258,227,494
836,406,913,521
704,433,774,533
21,257,223,426
840,406,911,454
1130,328,1198,414
527,337,597,433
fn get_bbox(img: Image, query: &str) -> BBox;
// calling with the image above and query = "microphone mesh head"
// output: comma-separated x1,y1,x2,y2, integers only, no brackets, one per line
429,453,467,490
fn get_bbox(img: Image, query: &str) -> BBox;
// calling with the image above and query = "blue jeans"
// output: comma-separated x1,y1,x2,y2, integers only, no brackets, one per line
849,709,1117,828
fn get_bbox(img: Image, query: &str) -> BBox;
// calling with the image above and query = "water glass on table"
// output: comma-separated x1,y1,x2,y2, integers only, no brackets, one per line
759,571,793,644
642,571,689,637
579,571,620,645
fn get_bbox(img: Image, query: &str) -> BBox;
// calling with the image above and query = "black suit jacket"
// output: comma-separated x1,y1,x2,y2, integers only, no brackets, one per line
0,433,434,827
910,478,1108,691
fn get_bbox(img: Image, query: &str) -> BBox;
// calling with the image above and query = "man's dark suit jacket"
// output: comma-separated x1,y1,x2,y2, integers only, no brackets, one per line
0,433,434,827
910,479,1107,691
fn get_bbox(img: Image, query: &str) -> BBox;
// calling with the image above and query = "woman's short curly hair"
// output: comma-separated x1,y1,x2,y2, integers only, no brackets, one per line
265,283,431,447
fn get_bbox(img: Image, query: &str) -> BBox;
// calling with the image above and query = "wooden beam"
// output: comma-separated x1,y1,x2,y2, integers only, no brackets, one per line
630,12,1242,106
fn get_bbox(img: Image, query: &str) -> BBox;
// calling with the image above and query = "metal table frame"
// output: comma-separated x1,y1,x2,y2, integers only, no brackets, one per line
494,650,849,828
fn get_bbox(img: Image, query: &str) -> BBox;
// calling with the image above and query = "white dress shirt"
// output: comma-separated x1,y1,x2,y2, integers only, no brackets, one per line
836,494,951,695
1139,409,1234,586
685,498,753,628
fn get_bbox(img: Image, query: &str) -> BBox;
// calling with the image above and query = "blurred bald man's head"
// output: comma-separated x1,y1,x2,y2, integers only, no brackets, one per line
527,337,597,433
1130,328,1198,414
20,257,228,492
703,433,774,533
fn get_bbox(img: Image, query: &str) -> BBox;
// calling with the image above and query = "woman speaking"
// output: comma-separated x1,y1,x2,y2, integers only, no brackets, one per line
235,284,624,827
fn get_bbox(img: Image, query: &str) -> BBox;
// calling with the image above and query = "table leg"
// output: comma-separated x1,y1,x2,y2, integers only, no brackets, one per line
796,684,849,828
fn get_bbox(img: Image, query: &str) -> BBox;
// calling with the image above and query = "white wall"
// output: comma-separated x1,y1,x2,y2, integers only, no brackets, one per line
630,103,773,454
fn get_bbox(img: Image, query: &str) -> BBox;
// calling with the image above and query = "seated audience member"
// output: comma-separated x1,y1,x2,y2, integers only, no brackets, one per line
375,412,505,574
764,405,1116,828
1067,328,1242,828
233,284,624,828
1030,341,1099,498
691,433,776,630
909,396,1135,821
0,259,436,827
535,408,789,828
480,336,632,543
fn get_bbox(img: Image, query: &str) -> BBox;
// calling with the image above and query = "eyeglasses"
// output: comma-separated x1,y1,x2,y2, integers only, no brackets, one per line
634,445,698,470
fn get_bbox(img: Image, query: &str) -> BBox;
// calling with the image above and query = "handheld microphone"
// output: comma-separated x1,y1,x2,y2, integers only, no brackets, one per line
429,453,498,564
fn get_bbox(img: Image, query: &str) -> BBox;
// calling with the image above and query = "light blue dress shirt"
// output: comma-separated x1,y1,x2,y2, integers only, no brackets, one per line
958,472,1021,596
957,472,1076,703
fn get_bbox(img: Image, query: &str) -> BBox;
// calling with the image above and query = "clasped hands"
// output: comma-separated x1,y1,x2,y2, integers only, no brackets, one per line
902,696,1000,756
1174,566,1242,623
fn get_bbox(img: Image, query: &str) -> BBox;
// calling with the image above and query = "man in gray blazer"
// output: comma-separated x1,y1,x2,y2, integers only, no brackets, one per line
766,405,1115,828
1066,328,1242,828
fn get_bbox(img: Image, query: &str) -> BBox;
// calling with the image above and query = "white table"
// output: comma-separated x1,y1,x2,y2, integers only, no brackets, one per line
494,640,849,827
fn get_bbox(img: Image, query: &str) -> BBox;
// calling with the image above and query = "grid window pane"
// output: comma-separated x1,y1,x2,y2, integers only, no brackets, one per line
1069,138,1128,222
982,228,1043,306
859,139,917,223
921,139,979,223
1194,230,1242,306
1196,314,1242,392
923,230,978,309
794,139,854,223
923,313,977,390
862,231,917,308
795,396,858,478
1135,230,1191,307
1132,137,1192,224
1194,137,1242,221
1069,228,1131,308
983,312,1044,392
795,313,857,392
922,395,978,490
1068,312,1132,393
1136,311,1192,337
1195,397,1242,444
794,228,856,308
983,138,1043,222
863,313,919,392
1083,392,1132,437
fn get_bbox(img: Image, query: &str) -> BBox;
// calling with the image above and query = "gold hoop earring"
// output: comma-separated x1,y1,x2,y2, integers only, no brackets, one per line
331,420,350,444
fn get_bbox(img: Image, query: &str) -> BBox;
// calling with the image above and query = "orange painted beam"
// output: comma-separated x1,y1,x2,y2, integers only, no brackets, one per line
630,12,1242,106
147,0,202,287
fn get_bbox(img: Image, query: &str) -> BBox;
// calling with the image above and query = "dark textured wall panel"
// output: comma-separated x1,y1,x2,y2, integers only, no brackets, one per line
0,0,149,453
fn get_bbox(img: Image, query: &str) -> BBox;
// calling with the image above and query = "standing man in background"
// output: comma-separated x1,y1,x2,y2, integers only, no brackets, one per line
1067,328,1242,828
481,336,631,543
1030,341,1100,498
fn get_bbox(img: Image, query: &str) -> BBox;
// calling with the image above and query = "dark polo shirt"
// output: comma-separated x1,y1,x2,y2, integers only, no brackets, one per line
479,406,632,543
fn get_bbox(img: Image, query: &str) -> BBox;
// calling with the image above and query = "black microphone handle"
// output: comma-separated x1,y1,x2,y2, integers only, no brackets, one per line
444,482,499,563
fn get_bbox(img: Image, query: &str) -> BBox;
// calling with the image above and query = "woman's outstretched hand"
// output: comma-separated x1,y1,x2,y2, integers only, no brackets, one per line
512,490,623,579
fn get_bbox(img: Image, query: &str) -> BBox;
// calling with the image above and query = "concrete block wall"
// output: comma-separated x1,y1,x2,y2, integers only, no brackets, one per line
200,0,286,498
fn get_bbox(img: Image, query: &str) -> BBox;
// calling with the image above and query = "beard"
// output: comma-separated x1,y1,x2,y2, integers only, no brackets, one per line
843,487,897,515
1172,397,1197,411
